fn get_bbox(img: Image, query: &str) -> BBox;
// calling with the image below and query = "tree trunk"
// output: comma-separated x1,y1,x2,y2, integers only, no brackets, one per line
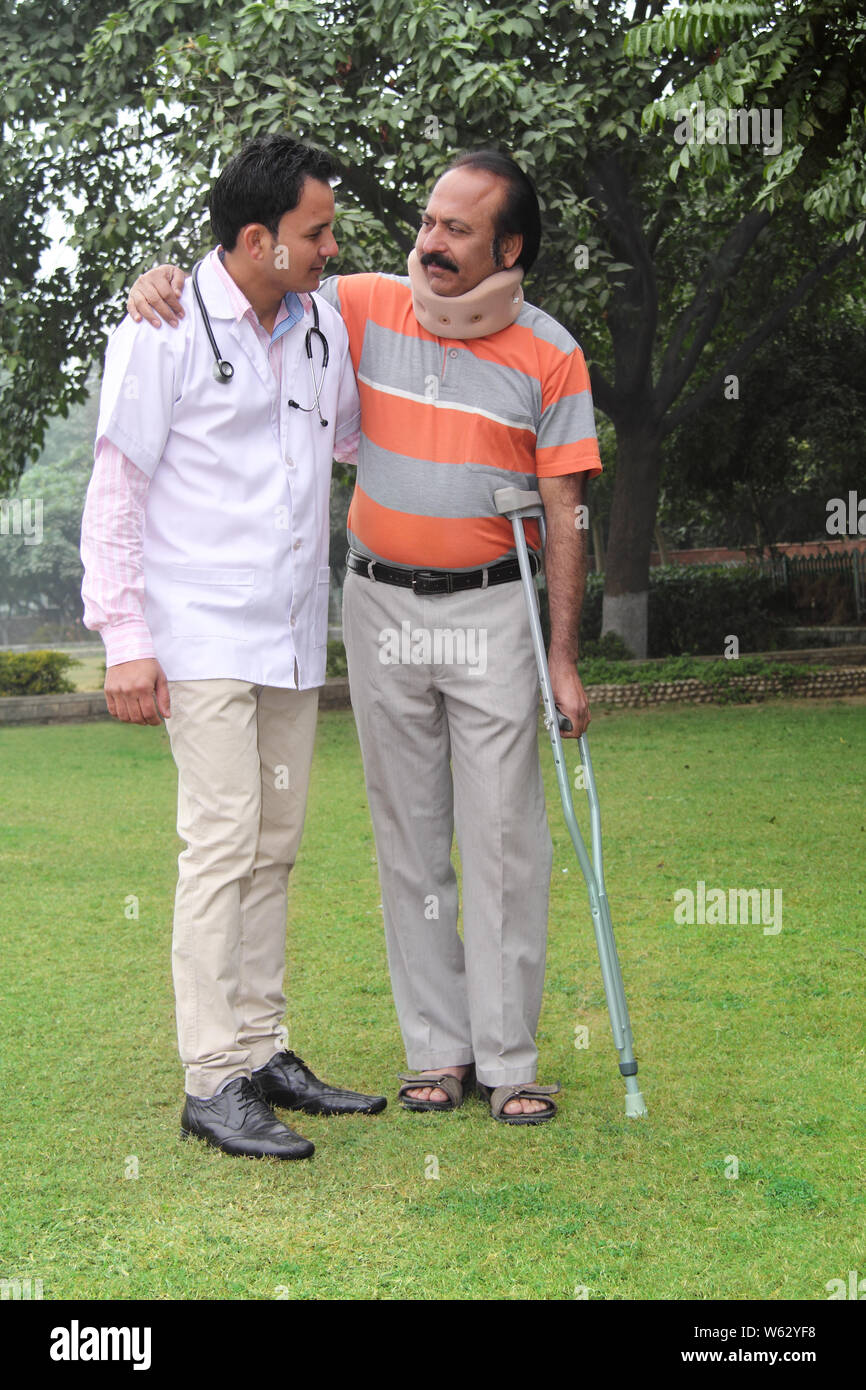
602,419,662,657
591,514,606,574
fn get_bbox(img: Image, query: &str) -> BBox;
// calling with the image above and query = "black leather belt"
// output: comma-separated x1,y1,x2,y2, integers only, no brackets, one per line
346,549,539,595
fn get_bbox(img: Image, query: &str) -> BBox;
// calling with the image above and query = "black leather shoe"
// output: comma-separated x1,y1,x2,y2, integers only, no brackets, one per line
180,1076,314,1159
253,1050,387,1116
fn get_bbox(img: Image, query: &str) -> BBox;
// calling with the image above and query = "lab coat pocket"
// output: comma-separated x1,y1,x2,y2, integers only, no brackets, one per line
168,566,255,640
314,566,330,648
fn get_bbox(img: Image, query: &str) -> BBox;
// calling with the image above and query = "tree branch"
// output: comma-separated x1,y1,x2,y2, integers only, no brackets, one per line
656,208,771,414
588,364,616,419
632,0,666,20
662,237,858,434
331,156,418,251
646,185,682,255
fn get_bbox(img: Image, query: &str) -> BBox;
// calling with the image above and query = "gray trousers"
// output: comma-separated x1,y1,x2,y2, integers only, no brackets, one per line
342,570,552,1087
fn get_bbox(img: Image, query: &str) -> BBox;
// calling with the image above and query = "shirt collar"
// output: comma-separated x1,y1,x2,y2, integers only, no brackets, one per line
209,246,311,343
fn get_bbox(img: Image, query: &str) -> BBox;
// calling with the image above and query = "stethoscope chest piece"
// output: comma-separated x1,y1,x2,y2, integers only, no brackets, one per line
212,358,234,383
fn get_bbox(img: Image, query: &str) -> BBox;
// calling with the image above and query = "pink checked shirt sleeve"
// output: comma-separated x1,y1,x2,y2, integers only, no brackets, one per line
80,437,156,667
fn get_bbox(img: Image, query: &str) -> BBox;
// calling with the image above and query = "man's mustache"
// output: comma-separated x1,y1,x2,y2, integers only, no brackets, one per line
420,252,459,273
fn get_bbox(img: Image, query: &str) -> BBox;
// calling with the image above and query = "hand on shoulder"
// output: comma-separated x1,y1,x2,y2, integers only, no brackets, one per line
127,264,188,328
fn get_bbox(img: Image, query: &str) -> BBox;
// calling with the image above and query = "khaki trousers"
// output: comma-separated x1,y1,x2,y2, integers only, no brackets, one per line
165,679,319,1098
342,572,552,1087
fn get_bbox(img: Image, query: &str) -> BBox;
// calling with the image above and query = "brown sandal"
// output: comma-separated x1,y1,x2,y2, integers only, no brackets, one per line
397,1066,475,1112
478,1080,560,1125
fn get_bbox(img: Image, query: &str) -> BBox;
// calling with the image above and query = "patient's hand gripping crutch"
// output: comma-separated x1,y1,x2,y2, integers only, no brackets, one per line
494,487,647,1118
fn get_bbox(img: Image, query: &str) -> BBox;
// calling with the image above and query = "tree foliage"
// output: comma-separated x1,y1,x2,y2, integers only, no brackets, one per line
659,276,866,553
0,389,97,627
627,0,866,231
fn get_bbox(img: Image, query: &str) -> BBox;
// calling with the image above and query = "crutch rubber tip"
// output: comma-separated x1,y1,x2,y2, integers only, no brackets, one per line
625,1092,648,1118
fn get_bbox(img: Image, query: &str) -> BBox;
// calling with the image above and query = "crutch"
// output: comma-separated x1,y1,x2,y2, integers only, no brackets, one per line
494,487,648,1118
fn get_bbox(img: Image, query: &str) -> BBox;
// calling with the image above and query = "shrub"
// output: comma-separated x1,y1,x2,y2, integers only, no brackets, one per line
577,654,827,689
0,650,78,696
786,567,856,625
580,631,633,660
647,565,788,656
551,566,788,657
326,640,348,679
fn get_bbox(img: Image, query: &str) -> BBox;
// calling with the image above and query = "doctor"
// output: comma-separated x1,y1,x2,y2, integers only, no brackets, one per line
81,134,386,1162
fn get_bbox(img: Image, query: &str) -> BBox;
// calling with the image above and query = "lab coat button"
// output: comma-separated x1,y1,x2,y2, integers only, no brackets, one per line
285,456,295,469
293,539,302,550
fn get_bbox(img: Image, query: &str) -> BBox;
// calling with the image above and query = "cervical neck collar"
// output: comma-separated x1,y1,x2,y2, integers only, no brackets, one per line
407,249,524,339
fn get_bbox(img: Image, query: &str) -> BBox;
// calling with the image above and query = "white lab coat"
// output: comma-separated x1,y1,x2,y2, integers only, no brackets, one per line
95,250,360,688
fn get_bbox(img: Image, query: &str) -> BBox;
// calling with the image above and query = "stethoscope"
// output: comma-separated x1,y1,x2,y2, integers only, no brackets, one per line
191,259,330,426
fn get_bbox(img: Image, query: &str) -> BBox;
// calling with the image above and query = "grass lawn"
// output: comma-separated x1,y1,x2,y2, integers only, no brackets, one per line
67,647,105,692
1,697,864,1301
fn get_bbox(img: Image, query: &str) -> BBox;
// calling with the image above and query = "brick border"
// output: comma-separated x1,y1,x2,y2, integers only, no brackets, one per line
0,680,352,726
583,668,866,709
0,692,113,726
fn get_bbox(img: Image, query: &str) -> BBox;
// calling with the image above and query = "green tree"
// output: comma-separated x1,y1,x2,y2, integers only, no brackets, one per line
658,279,866,553
2,0,864,654
0,391,98,636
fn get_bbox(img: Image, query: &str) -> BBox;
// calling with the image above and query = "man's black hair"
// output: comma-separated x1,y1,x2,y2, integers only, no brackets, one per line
444,150,541,273
209,133,334,251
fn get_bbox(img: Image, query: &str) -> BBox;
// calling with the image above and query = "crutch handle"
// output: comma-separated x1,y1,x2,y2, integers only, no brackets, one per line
555,706,573,733
493,486,543,518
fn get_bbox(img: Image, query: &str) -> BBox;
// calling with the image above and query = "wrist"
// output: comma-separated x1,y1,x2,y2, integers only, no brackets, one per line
548,642,579,667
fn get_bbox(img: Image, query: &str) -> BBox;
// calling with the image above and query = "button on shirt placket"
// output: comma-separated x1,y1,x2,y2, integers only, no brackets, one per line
244,294,305,650
276,307,315,647
255,317,292,635
279,349,299,634
284,441,297,629
440,342,460,388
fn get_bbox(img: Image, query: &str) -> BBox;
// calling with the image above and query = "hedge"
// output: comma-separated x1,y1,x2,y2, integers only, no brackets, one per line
577,654,828,692
0,650,78,696
540,565,789,657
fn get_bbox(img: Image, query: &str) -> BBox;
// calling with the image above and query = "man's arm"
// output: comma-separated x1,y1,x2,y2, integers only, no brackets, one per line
537,471,591,740
83,310,181,725
81,440,171,726
330,309,361,465
127,265,188,327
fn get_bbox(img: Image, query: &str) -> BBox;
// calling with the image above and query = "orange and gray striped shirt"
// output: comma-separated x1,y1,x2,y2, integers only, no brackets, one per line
317,271,602,569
